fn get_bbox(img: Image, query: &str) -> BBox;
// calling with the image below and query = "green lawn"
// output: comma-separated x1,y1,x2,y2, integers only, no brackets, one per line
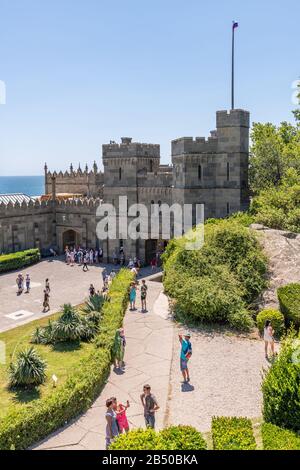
0,313,94,420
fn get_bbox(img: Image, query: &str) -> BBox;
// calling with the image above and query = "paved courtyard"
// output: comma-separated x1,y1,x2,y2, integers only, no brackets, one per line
0,258,107,332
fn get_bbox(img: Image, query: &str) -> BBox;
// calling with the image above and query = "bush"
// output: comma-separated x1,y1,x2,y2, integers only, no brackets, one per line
262,330,300,431
110,426,207,450
9,347,47,387
262,423,300,450
256,309,285,338
0,249,40,273
277,283,300,328
163,219,267,331
158,426,207,450
0,269,133,450
211,417,256,450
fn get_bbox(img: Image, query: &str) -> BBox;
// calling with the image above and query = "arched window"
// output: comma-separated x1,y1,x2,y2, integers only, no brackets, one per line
198,165,202,180
150,160,153,172
119,168,122,181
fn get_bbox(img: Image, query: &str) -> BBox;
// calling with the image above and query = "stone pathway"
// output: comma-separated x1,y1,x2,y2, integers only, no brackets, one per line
33,277,173,450
166,327,275,433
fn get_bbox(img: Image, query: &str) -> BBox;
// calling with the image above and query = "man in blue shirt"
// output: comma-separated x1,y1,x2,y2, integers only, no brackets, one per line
179,333,192,383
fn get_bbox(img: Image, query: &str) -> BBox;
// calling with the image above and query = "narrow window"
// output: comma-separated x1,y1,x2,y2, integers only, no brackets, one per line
119,167,122,180
227,162,230,181
198,165,202,180
227,202,230,215
150,160,153,172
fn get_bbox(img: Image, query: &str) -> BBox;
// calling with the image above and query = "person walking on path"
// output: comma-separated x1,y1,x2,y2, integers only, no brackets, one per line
16,273,24,295
45,278,50,294
140,279,148,312
129,282,137,311
105,398,119,449
179,333,192,384
42,289,50,313
140,384,159,429
25,274,31,293
89,284,95,298
113,328,126,369
83,254,89,272
264,320,275,359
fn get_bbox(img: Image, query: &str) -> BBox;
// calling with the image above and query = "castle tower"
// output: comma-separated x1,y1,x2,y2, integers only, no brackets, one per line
171,109,250,220
102,137,160,261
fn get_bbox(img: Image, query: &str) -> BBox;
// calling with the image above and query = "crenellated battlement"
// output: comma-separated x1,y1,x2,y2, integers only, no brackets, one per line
103,137,160,159
216,109,250,128
172,135,218,156
0,196,101,216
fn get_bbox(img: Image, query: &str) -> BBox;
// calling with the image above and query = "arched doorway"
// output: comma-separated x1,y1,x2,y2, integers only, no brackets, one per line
62,230,77,250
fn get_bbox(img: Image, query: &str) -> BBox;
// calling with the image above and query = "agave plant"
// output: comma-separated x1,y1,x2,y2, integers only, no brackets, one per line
9,347,47,387
82,294,105,314
51,304,84,342
31,320,55,345
80,316,99,341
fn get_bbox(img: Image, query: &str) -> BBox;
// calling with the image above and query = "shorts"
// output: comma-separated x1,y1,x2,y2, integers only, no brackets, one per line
144,413,155,429
180,358,188,371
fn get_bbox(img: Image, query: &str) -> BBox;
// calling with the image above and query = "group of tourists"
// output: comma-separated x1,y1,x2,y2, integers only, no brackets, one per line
16,273,31,295
129,279,148,312
105,384,159,449
64,246,104,269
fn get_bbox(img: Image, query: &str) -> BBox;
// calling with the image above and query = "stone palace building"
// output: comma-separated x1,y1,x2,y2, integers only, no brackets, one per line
0,109,250,263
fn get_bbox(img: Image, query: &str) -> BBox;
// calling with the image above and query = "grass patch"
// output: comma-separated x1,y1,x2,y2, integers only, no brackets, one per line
0,312,94,419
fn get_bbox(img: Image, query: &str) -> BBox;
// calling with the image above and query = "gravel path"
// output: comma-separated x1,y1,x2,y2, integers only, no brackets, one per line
166,327,275,433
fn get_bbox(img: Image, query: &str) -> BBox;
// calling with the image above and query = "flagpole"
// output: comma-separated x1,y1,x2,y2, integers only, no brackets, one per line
231,21,235,110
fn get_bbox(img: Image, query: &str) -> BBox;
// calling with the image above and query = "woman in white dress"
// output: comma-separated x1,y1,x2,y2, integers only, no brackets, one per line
264,320,275,359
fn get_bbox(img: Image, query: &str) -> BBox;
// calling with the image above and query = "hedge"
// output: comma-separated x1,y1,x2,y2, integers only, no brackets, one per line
211,417,256,450
110,426,207,450
277,283,300,328
0,249,40,273
262,330,300,431
0,269,133,450
162,219,267,331
256,309,285,339
262,423,300,450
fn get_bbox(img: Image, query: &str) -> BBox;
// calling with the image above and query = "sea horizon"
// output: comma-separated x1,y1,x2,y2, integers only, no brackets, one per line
0,175,44,197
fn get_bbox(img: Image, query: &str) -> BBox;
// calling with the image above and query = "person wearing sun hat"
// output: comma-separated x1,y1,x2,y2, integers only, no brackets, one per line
179,332,192,383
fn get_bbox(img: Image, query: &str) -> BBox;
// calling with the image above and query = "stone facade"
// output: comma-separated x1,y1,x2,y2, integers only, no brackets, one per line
0,109,250,263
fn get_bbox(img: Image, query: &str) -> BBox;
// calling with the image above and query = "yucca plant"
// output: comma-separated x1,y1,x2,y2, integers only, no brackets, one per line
52,304,84,342
80,316,99,341
9,347,47,387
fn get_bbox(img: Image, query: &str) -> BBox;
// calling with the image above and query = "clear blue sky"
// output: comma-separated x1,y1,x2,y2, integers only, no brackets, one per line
0,0,299,176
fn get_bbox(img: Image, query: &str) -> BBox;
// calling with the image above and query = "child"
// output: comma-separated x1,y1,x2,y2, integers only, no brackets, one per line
264,320,275,359
113,328,126,369
179,333,192,383
25,274,31,293
141,280,148,312
116,400,130,434
129,283,137,310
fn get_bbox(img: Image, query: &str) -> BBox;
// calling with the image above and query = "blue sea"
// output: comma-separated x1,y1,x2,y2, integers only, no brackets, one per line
0,176,44,197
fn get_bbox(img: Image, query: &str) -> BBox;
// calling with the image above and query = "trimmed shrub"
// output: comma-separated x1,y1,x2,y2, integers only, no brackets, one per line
158,426,207,450
262,330,300,431
0,269,133,450
277,283,300,328
211,417,256,450
163,219,267,331
262,423,300,450
256,309,285,338
9,347,47,388
110,426,207,450
0,249,40,273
